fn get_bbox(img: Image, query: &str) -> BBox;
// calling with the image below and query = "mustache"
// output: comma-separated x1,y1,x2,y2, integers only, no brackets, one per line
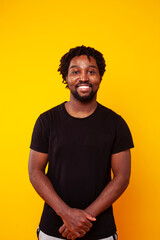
76,82,92,88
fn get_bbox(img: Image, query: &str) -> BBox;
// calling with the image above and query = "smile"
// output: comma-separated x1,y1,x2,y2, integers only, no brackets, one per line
76,83,92,88
78,85,91,91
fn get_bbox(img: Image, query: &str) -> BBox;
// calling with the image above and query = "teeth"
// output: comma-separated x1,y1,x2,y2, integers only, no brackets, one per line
78,85,90,89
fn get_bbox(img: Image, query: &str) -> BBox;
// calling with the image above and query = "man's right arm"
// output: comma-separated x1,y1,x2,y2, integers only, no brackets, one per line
28,149,69,216
28,149,95,239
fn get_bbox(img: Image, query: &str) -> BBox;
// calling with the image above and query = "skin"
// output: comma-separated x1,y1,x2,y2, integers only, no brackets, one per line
28,55,131,239
65,55,101,118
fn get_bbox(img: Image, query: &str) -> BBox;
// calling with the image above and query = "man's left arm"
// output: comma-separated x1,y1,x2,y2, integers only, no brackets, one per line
85,149,131,217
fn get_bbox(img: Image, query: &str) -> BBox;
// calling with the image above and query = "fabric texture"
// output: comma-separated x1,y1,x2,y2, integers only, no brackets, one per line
30,102,134,240
38,230,117,240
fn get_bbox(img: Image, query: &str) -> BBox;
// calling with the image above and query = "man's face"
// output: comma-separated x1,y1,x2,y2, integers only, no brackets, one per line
66,55,101,102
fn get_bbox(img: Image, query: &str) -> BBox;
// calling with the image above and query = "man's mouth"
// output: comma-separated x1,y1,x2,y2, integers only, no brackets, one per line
76,83,92,90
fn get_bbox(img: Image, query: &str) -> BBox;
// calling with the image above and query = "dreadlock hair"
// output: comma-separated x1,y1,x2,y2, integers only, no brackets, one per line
58,45,106,88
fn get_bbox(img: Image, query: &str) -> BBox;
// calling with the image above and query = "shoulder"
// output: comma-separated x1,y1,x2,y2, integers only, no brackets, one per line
38,102,65,121
98,104,134,153
97,103,131,133
98,103,122,121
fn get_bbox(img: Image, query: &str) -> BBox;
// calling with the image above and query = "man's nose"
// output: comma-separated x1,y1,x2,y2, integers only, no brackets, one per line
80,71,88,81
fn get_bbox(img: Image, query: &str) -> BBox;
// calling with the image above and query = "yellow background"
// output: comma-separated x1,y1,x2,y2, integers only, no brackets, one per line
0,0,160,239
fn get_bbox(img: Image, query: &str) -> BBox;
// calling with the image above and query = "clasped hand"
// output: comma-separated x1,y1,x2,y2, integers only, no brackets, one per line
59,208,96,240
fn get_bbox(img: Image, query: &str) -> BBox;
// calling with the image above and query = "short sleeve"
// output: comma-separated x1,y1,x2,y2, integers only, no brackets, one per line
30,114,49,153
111,116,134,154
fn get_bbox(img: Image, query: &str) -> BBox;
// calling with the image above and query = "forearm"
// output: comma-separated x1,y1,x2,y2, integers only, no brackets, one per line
29,169,69,217
85,175,129,217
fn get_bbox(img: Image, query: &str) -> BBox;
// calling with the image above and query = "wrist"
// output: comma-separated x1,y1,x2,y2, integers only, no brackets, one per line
56,204,71,219
85,207,97,218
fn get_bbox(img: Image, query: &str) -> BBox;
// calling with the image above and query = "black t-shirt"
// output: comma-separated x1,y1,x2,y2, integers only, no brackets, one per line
30,102,134,239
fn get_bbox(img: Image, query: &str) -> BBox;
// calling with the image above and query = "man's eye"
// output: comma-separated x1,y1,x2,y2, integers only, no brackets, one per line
72,71,79,74
88,70,95,74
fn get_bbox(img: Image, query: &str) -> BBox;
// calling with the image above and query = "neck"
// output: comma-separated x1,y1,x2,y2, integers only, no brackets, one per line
65,94,98,118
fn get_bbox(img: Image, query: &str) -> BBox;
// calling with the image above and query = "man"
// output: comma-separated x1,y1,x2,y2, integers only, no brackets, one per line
29,46,134,240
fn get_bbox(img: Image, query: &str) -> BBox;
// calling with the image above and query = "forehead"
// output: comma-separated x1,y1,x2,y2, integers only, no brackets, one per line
69,55,98,69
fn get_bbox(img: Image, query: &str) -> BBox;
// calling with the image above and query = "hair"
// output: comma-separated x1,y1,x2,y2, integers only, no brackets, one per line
58,45,106,87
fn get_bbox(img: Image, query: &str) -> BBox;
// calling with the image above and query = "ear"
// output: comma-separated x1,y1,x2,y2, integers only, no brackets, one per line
65,76,69,88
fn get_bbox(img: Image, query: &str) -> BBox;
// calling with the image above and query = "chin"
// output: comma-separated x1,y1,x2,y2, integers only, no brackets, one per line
72,90,97,102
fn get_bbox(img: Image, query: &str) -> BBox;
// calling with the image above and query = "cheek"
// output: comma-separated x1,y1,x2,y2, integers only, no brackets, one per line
67,77,79,86
68,80,75,86
92,77,101,86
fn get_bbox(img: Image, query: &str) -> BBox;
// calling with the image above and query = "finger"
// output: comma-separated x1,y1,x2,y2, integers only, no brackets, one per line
80,224,90,232
78,229,86,235
66,232,73,239
71,235,78,240
79,233,85,238
59,224,65,234
72,232,81,240
78,230,86,238
62,228,70,237
84,219,93,228
84,212,96,221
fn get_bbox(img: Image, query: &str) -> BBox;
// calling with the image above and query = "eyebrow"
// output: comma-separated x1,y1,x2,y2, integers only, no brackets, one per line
69,65,97,69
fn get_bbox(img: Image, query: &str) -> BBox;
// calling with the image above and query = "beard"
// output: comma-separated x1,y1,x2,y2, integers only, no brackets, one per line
71,87,98,102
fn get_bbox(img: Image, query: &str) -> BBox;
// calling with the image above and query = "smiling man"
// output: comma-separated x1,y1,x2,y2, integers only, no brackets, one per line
29,46,134,240
66,55,100,103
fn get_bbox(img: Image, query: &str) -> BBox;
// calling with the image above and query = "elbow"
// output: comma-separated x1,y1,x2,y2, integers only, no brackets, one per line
28,168,38,185
122,176,130,191
115,174,130,193
28,167,45,187
28,169,35,184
